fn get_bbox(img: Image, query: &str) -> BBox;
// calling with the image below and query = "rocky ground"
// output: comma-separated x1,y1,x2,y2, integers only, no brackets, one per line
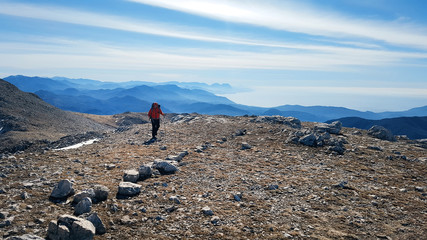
1,113,426,239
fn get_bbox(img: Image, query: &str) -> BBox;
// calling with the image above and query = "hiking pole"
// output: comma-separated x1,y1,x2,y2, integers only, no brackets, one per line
162,114,166,138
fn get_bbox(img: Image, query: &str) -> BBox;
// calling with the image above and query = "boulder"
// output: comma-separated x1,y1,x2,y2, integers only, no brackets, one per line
73,189,96,204
152,161,178,175
85,213,106,235
93,185,109,202
299,134,317,147
123,170,139,183
138,165,152,180
74,197,92,216
47,214,95,240
117,182,141,197
50,179,74,199
315,121,342,134
368,125,396,141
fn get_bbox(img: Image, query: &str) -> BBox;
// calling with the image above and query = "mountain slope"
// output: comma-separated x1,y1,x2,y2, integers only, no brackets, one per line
326,116,427,139
0,79,112,152
0,113,426,239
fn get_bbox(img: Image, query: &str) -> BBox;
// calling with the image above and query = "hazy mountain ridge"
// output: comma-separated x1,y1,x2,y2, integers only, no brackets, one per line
3,75,427,121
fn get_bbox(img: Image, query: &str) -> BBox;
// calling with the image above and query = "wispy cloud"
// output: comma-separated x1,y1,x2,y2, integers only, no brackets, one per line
1,2,426,72
128,0,427,50
2,37,427,72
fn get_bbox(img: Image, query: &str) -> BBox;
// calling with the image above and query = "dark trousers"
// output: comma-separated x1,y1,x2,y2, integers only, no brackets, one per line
151,119,160,138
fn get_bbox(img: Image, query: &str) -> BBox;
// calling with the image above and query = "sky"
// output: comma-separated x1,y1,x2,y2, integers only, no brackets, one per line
0,0,427,112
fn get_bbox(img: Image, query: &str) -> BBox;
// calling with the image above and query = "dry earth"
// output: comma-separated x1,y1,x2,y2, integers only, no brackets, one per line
1,113,426,239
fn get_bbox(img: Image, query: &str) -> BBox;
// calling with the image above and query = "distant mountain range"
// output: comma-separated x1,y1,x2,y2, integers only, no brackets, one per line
327,117,427,140
3,75,427,139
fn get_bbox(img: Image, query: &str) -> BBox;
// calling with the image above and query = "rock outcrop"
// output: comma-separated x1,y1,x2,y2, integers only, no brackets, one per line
368,125,396,141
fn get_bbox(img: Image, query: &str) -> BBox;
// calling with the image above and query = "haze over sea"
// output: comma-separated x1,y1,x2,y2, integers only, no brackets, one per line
1,0,427,111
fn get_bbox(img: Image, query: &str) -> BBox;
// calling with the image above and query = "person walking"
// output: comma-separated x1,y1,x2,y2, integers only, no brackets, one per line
148,102,164,140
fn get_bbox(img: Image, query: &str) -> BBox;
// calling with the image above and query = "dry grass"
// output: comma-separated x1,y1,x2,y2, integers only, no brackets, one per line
1,114,426,239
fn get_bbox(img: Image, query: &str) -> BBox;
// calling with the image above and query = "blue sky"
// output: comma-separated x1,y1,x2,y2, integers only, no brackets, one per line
1,0,426,111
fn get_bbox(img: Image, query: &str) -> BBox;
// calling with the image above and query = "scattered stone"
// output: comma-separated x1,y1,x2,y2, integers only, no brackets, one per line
415,186,425,192
195,146,204,153
166,155,183,162
233,193,243,202
117,182,141,197
211,216,220,225
159,146,167,150
74,197,92,216
85,213,106,235
266,185,279,190
20,191,29,200
138,165,152,180
299,134,316,147
241,142,252,150
47,214,95,240
93,185,109,202
155,216,166,221
152,160,178,175
368,125,396,141
73,189,96,204
169,196,181,204
315,121,342,134
234,129,247,136
333,181,354,190
105,164,116,170
5,234,44,240
0,211,8,219
0,216,14,228
368,146,383,151
120,215,136,225
201,206,214,216
50,179,74,200
110,204,119,213
123,169,139,183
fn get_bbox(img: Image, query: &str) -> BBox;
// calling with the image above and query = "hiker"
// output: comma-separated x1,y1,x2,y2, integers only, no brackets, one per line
148,102,164,139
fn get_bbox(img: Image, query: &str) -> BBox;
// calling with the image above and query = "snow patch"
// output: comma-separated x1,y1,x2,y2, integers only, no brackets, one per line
55,138,99,151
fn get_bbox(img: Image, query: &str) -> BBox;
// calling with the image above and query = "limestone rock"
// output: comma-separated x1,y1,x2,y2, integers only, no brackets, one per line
299,134,316,147
315,121,342,134
47,214,95,240
123,169,139,183
5,234,44,240
138,165,152,180
201,206,214,216
74,197,92,216
50,179,74,199
118,182,141,197
152,160,178,175
73,189,96,204
85,213,106,235
368,125,396,141
241,142,252,150
93,185,109,202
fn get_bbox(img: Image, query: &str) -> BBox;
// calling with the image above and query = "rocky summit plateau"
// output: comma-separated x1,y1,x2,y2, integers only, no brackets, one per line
1,79,427,239
1,112,427,239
